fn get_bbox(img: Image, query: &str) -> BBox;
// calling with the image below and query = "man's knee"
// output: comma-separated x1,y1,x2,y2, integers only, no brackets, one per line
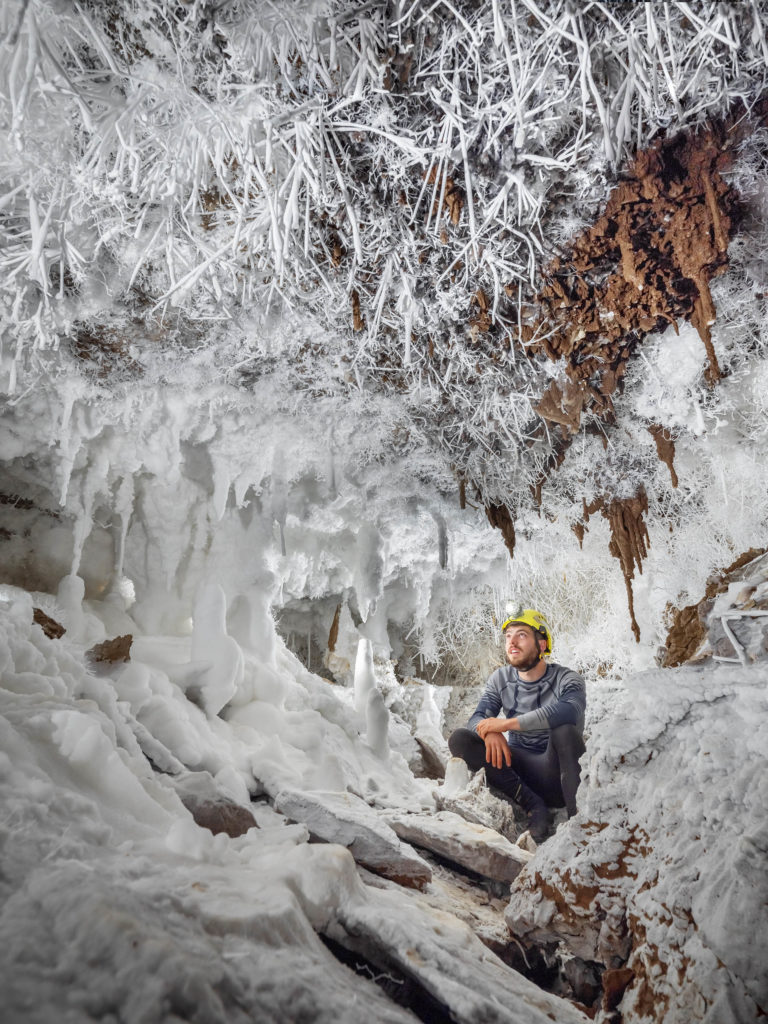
551,723,585,758
448,727,479,760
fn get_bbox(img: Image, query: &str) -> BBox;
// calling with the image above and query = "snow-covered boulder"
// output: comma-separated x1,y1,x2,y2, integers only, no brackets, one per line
505,661,768,1023
386,809,533,883
273,788,432,889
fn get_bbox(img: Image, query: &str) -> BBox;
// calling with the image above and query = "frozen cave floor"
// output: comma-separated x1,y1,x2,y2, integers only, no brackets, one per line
1,570,767,1024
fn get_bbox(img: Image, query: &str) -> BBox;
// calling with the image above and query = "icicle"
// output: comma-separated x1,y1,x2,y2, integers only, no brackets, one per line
113,474,135,580
211,457,230,521
354,524,384,622
434,513,448,570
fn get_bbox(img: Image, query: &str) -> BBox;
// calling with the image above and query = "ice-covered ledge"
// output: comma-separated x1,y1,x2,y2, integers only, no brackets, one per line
505,661,768,1023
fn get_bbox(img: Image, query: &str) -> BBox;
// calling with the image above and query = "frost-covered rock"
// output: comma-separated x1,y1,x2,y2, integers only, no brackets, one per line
273,788,432,889
328,877,590,1024
386,809,533,883
506,661,768,1023
434,766,520,841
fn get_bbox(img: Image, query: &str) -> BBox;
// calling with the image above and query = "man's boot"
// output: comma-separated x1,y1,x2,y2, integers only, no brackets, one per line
514,781,551,844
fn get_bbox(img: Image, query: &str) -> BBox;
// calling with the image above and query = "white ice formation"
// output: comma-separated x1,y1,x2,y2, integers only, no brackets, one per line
2,2,768,1022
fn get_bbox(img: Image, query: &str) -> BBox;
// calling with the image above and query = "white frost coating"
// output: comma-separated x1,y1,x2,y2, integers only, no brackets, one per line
0,581,618,1023
353,637,375,715
366,686,389,759
190,582,244,715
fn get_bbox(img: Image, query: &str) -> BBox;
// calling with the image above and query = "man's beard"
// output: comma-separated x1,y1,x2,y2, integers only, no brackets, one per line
508,649,541,673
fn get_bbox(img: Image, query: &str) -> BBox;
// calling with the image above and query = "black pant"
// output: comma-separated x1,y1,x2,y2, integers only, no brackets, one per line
448,724,585,816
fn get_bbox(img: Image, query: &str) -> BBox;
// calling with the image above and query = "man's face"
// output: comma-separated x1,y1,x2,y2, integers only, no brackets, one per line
504,624,542,667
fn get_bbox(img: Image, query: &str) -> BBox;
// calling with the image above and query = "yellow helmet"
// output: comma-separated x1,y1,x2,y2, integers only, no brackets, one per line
501,608,552,655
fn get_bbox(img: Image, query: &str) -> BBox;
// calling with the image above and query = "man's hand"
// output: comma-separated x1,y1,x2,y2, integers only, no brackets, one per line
476,717,507,739
476,716,520,738
482,732,512,769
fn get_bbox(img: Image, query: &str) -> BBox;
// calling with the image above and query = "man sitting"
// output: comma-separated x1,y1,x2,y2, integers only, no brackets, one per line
448,608,586,843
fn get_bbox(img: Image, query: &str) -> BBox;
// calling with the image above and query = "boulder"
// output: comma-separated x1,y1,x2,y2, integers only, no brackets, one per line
273,788,432,889
87,634,133,663
385,809,533,883
182,797,259,838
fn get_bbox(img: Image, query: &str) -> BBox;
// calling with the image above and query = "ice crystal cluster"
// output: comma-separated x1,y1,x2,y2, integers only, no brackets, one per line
2,4,768,1023
2,0,768,663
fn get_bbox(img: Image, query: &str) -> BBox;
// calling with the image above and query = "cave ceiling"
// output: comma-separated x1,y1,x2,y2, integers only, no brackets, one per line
2,0,768,634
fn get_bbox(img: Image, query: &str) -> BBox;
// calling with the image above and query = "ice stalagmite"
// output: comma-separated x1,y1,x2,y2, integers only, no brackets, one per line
366,687,389,759
354,637,375,715
190,583,244,715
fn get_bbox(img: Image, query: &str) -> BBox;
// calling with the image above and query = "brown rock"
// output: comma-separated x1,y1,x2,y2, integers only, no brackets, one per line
183,798,259,838
602,966,635,1011
414,736,446,779
87,634,133,663
663,546,768,666
33,607,66,639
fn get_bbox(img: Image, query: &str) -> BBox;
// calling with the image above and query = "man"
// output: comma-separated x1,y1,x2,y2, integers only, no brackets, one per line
448,608,586,843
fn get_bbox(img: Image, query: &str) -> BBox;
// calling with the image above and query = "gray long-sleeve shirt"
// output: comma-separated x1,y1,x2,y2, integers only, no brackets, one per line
467,662,586,752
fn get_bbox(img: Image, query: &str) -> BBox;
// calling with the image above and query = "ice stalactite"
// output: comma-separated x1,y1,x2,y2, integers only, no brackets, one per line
111,473,135,583
353,523,384,622
353,637,375,715
270,454,287,557
434,512,448,570
190,583,244,716
211,455,231,522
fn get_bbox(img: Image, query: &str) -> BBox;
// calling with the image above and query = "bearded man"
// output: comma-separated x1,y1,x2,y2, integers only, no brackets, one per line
448,609,586,843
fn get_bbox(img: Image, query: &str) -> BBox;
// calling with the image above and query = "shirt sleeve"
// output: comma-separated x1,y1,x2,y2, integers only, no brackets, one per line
515,668,586,732
467,669,504,732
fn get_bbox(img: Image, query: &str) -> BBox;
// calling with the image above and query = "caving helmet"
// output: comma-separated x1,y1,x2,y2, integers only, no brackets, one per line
500,608,553,656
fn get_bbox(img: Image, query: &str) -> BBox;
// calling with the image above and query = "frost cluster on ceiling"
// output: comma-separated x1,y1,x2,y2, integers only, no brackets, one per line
2,0,768,660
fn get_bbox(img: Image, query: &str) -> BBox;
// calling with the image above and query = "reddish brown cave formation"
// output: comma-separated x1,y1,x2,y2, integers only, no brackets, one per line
648,425,678,488
485,502,516,558
662,545,768,666
526,116,743,440
327,602,342,653
583,491,650,642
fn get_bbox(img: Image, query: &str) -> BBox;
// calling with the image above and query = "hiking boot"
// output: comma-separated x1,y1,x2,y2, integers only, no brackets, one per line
516,783,552,843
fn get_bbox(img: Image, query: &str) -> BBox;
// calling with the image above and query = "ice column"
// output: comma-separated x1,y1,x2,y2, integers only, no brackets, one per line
191,583,244,716
366,688,389,759
354,638,375,714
